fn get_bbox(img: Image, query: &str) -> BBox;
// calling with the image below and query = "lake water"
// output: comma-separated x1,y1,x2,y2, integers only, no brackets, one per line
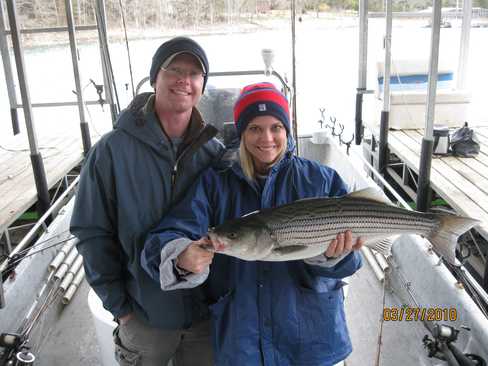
1,16,487,144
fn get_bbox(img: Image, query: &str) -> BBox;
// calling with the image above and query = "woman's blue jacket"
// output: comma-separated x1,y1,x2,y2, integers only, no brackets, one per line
142,148,362,366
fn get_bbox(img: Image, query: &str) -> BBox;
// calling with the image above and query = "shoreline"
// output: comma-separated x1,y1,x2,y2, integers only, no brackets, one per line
19,12,357,49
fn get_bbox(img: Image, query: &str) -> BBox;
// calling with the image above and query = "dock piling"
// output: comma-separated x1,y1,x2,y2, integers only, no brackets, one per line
5,0,50,215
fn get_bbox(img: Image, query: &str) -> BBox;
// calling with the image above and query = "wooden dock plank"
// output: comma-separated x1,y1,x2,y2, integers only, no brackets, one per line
388,131,488,240
473,133,488,163
0,136,70,195
475,127,488,140
0,140,84,230
0,131,78,172
399,130,488,207
0,135,81,201
0,125,108,233
406,130,488,196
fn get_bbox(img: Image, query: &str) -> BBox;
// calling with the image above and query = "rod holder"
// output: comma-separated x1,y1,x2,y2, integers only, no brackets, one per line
0,276,5,309
80,122,92,155
378,110,389,175
355,89,364,145
30,153,50,215
417,138,434,212
10,108,20,135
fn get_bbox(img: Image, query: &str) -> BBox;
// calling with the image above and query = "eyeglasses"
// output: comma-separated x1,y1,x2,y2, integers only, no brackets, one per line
161,66,206,81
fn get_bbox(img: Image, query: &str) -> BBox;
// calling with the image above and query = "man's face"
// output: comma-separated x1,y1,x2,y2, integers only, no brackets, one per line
154,53,205,114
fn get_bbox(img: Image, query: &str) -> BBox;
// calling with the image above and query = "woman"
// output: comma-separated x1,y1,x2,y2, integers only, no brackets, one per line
142,82,363,366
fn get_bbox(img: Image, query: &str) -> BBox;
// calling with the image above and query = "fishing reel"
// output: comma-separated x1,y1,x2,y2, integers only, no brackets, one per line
423,324,486,366
0,333,35,366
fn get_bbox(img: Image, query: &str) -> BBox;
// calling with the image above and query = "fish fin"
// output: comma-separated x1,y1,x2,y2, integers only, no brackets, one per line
429,214,480,264
272,245,308,255
241,210,260,218
348,187,391,205
367,237,396,257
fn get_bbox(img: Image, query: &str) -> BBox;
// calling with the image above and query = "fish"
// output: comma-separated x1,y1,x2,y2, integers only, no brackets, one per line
207,187,480,264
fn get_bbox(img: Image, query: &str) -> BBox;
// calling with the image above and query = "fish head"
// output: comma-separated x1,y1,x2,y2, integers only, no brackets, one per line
208,217,274,261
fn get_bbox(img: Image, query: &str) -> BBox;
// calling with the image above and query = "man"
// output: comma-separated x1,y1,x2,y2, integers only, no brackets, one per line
70,37,224,366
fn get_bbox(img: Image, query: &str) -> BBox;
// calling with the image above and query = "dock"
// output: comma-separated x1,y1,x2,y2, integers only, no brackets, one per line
387,126,488,242
0,123,110,236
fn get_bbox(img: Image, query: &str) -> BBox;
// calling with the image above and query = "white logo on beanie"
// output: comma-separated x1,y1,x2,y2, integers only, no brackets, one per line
258,103,267,112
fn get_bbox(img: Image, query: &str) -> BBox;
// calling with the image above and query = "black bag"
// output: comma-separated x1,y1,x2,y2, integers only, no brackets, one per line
450,122,480,157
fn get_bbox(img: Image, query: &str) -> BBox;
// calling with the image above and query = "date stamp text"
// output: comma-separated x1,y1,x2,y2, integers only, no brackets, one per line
383,307,457,322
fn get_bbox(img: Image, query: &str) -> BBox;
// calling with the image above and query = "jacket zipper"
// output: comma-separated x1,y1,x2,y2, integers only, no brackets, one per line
170,125,220,198
171,164,177,189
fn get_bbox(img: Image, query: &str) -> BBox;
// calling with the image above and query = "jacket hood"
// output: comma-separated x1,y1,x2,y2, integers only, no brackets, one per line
116,93,212,155
286,133,296,154
116,93,167,152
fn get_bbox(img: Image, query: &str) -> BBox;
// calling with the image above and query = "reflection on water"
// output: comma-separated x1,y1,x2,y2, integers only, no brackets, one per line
1,17,487,143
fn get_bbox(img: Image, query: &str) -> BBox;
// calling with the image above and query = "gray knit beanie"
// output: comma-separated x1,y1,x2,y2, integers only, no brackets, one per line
149,37,209,92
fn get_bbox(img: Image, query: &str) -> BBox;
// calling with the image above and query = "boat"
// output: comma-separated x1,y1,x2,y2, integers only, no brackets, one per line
1,0,488,365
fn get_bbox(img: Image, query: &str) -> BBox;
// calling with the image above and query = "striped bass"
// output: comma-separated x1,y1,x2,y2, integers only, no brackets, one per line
207,188,480,264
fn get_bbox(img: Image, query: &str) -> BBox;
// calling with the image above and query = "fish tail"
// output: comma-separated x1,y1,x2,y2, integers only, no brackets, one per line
429,214,480,264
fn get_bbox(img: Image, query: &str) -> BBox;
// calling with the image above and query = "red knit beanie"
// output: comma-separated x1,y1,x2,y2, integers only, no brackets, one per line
233,82,290,136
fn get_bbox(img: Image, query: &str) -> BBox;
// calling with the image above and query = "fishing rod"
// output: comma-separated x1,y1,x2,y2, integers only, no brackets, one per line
1,230,71,264
0,276,60,366
356,141,487,365
423,323,486,366
317,106,488,311
0,332,35,365
290,0,299,154
0,177,78,275
1,235,75,365
316,108,487,365
384,254,486,366
118,0,135,98
1,235,75,278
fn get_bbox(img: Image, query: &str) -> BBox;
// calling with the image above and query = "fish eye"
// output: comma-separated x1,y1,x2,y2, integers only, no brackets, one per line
228,232,237,239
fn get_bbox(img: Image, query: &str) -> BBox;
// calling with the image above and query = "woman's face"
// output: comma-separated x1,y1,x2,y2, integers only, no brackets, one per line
242,115,287,173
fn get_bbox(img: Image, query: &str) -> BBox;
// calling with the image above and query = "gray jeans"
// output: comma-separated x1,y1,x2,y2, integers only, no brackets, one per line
113,315,213,366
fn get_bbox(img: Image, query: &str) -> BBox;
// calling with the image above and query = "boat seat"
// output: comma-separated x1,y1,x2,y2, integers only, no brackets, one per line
198,87,240,145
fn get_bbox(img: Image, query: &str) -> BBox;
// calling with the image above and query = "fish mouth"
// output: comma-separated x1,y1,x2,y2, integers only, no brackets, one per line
207,231,227,252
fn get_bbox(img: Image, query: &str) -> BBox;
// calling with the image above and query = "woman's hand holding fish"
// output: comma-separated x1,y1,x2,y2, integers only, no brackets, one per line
176,238,216,274
325,230,364,258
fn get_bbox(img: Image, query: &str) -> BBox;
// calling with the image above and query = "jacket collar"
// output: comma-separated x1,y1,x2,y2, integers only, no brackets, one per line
117,93,214,155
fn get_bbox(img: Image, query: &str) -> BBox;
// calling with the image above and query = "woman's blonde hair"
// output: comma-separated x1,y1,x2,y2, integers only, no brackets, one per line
239,137,287,181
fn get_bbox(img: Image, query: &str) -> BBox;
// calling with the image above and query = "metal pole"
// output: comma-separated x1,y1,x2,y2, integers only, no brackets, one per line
95,0,117,126
5,0,50,215
378,0,392,175
355,0,368,145
65,0,91,155
417,0,442,212
291,0,299,154
0,275,4,309
0,0,20,135
457,0,472,89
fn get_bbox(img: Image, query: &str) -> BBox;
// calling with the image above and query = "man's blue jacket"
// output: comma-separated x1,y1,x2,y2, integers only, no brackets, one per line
142,143,362,366
70,93,224,328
